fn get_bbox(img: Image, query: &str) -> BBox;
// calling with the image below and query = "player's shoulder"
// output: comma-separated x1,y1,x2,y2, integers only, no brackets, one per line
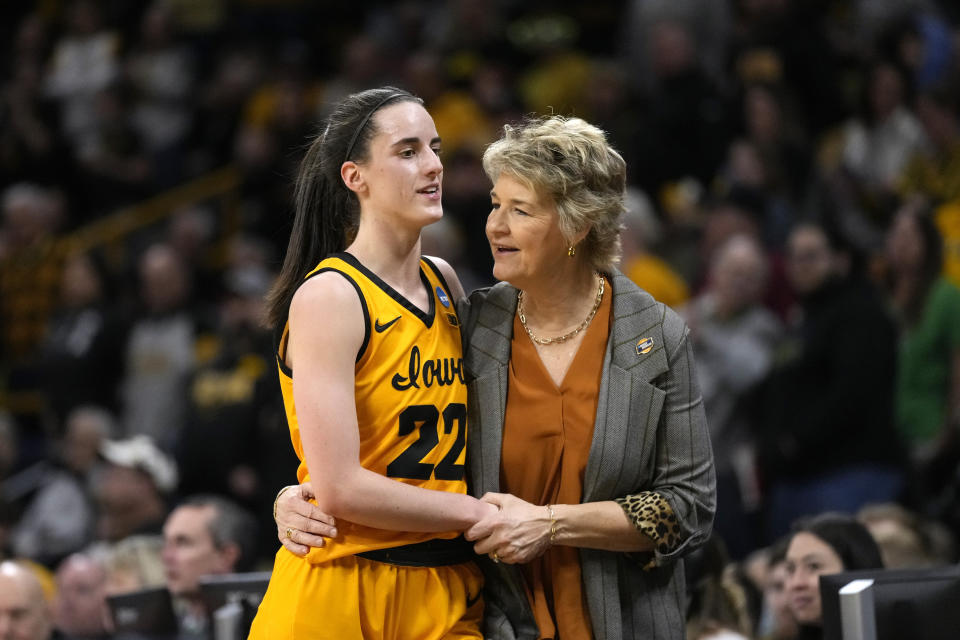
422,255,465,302
291,269,362,315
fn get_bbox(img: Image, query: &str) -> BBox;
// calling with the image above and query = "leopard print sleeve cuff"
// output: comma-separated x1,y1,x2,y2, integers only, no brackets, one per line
616,492,681,568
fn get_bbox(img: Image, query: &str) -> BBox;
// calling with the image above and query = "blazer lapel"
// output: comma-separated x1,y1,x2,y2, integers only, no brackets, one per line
463,283,516,497
582,271,669,502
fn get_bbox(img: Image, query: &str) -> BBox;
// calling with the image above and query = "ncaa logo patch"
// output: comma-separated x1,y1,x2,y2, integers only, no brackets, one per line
436,286,450,307
636,337,654,355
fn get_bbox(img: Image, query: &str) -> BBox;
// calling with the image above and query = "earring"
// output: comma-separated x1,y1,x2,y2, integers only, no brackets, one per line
567,246,576,257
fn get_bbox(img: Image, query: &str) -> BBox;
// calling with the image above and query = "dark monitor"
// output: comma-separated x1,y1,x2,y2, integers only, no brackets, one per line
106,586,179,639
198,571,271,640
820,565,960,640
198,570,271,613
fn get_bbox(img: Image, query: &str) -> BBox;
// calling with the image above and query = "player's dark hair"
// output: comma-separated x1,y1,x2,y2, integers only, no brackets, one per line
265,86,421,329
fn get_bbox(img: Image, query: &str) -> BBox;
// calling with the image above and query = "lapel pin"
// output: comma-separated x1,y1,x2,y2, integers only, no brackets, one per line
636,337,654,355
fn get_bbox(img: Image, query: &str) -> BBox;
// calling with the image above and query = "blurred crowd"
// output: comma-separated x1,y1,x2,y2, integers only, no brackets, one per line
2,0,960,638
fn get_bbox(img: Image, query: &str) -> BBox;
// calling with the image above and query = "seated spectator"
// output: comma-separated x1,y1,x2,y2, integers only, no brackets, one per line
783,513,884,640
53,551,110,639
686,535,757,639
9,406,114,566
899,80,960,207
0,17,72,190
831,59,926,236
93,436,176,543
883,205,960,495
42,0,120,156
120,243,197,451
857,502,957,569
125,1,196,182
621,186,691,309
758,222,905,541
175,265,273,506
630,19,730,200
682,233,782,559
843,60,925,189
102,536,165,596
754,539,799,640
0,559,53,640
161,495,257,637
37,251,126,428
0,183,65,363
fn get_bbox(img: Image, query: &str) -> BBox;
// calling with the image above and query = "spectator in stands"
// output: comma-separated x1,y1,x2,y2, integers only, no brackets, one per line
42,0,120,157
165,205,221,312
756,539,799,640
125,1,196,186
10,406,113,566
783,513,884,640
729,0,846,134
712,84,808,254
93,436,175,543
0,559,53,640
631,19,729,202
53,552,110,640
175,262,286,558
0,183,68,467
161,495,257,636
187,44,265,175
758,221,905,541
740,83,811,212
0,183,65,362
72,82,154,215
900,79,960,204
683,233,782,558
102,536,165,596
621,187,691,309
0,14,72,190
834,59,926,231
621,0,732,91
857,502,957,569
884,205,960,480
685,535,756,639
37,252,126,428
120,243,196,450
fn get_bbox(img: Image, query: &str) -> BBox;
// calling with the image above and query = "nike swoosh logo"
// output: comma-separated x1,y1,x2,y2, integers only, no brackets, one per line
374,316,401,333
465,588,482,610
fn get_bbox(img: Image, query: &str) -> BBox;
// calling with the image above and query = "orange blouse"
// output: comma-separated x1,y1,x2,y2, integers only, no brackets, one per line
500,277,612,640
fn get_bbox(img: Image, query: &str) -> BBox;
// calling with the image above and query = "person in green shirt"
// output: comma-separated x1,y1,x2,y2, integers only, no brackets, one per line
885,204,960,475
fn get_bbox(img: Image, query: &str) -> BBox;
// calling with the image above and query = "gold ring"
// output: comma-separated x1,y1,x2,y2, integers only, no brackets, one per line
285,527,294,540
491,552,500,563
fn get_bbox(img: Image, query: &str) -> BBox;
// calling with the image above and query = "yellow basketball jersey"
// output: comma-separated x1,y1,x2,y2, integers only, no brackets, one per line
276,253,468,563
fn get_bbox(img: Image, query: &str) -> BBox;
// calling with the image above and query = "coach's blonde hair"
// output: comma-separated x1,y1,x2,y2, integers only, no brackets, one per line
482,116,626,272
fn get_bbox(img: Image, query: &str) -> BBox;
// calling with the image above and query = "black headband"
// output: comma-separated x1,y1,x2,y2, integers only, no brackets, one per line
343,93,405,163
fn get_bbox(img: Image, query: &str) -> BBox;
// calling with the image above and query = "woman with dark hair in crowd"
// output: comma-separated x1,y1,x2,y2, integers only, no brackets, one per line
783,512,884,640
759,220,905,541
884,203,960,504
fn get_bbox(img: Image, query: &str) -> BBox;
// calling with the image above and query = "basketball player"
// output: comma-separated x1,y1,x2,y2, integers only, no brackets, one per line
247,87,494,639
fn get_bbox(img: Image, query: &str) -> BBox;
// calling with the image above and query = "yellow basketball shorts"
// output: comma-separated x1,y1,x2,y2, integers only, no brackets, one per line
248,548,484,639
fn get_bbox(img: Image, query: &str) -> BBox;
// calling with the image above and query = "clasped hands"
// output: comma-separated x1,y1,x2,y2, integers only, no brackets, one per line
468,493,554,565
274,482,555,565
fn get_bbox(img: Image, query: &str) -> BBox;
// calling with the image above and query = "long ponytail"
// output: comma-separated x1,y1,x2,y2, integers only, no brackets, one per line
265,87,421,329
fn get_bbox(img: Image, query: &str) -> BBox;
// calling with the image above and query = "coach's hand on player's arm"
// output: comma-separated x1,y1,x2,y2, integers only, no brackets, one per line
465,493,553,565
274,481,338,556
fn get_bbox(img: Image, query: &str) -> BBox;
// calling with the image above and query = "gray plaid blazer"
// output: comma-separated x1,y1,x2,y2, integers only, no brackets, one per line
459,270,716,640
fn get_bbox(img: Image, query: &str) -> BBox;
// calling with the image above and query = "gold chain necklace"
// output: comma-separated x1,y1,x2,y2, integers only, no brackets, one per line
517,273,604,345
